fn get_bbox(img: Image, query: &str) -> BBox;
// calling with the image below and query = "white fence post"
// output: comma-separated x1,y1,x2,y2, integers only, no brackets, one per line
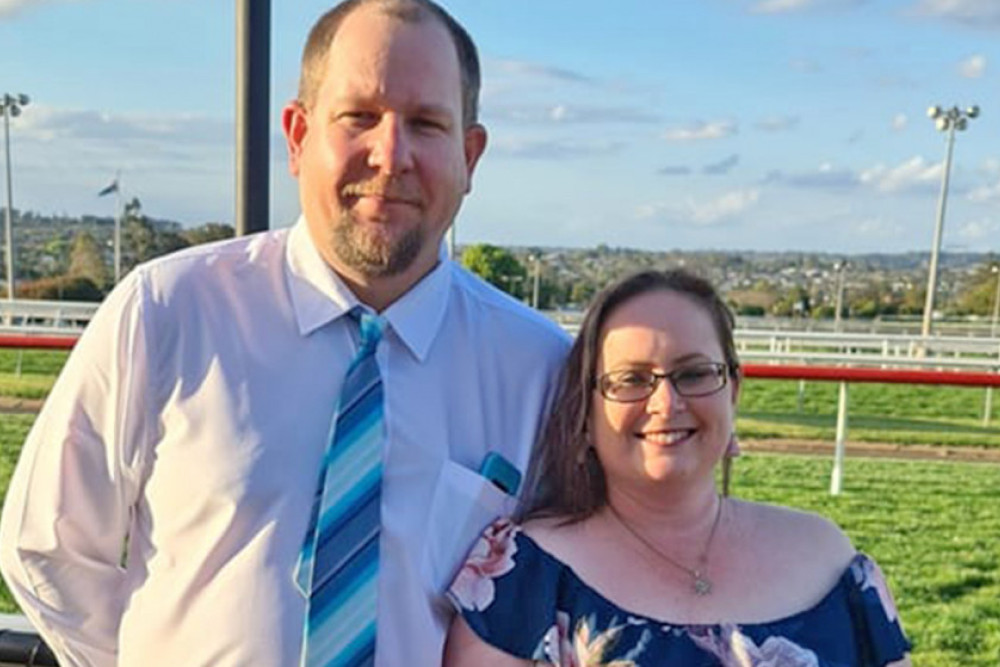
830,381,849,495
984,387,994,427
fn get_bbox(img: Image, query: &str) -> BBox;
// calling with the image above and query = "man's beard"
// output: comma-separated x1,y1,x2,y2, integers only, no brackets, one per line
329,210,424,278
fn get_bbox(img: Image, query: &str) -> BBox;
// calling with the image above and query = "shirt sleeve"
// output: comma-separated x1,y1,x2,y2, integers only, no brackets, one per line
0,271,153,667
446,518,560,660
847,554,912,666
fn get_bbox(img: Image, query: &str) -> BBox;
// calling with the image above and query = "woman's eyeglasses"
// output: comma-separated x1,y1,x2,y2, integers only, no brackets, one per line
597,362,730,403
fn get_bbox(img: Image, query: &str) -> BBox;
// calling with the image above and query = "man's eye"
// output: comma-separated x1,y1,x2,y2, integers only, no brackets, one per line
412,117,448,133
339,111,377,126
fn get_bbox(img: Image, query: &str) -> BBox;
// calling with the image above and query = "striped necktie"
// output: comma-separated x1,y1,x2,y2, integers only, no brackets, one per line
296,309,386,667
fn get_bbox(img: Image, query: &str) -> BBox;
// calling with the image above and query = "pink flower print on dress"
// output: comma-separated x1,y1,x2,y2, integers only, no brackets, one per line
540,611,639,667
449,518,520,611
688,624,819,667
852,556,901,624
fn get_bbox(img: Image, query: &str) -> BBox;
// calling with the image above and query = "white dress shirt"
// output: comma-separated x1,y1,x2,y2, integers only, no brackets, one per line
0,218,570,667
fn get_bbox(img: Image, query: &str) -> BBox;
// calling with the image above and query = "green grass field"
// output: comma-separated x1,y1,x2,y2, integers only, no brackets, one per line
738,378,1000,448
0,351,998,664
732,454,1000,666
0,349,67,400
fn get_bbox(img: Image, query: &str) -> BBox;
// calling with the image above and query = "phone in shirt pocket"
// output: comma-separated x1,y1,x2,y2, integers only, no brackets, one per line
422,458,517,597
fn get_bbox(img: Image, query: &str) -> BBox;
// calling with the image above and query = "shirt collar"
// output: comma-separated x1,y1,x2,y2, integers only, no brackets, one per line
285,215,452,363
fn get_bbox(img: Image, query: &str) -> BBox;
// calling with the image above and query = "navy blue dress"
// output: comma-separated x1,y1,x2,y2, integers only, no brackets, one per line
448,519,910,666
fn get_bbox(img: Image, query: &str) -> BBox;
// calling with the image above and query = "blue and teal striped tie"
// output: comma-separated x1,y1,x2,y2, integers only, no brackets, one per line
296,310,386,667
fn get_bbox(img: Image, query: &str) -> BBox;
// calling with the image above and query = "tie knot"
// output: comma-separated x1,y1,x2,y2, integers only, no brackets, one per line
356,310,386,353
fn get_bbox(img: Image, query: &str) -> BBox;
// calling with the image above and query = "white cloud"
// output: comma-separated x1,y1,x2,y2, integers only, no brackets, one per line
658,165,693,176
859,156,942,192
969,178,1000,203
958,54,987,78
10,104,237,224
661,120,737,142
688,189,761,225
0,0,78,18
635,188,760,226
703,154,741,175
891,113,908,131
913,0,1000,27
17,105,227,149
750,0,864,14
765,163,860,189
490,137,624,160
852,217,906,239
789,58,823,73
755,115,801,132
489,103,658,125
488,59,594,85
0,0,34,17
955,218,1000,241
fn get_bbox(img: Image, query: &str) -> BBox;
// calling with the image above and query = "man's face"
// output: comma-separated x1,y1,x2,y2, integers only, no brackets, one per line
282,5,486,288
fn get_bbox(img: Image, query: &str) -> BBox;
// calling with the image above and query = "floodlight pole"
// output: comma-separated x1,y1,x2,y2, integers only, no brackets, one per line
920,123,954,339
921,105,980,340
2,104,13,302
1,93,30,303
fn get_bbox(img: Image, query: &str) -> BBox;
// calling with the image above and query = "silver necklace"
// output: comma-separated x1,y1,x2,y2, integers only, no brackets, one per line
607,497,724,596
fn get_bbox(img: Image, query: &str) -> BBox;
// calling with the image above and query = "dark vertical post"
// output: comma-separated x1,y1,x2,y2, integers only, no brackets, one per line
235,0,271,236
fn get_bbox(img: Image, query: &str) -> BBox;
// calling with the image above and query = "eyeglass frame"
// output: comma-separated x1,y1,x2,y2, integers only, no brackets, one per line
595,361,732,403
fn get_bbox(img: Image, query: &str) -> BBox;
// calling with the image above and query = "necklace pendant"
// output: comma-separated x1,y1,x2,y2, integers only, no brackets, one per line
693,575,712,596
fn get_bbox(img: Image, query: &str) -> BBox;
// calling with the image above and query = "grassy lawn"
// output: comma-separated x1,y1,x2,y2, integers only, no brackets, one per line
0,351,997,665
0,349,66,400
732,454,1000,667
737,378,1000,448
0,409,996,664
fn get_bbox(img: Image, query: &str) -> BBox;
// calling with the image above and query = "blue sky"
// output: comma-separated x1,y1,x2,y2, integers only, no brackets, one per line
1,0,998,253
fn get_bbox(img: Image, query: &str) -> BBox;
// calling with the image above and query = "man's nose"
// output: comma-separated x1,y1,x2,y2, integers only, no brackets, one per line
367,116,414,174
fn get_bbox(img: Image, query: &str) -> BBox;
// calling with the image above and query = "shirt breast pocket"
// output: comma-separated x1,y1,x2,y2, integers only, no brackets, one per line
422,459,515,597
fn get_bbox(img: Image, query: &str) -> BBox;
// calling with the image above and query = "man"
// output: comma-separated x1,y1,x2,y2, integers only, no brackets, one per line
0,1,569,665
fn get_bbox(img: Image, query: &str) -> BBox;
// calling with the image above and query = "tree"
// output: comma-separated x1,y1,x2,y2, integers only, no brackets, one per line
898,284,925,316
183,223,235,246
16,275,103,301
954,260,1000,315
461,244,527,298
67,231,110,291
121,197,191,271
771,287,811,317
123,198,156,270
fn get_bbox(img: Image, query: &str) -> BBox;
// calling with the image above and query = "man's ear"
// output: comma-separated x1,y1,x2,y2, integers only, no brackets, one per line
281,100,310,177
461,123,488,194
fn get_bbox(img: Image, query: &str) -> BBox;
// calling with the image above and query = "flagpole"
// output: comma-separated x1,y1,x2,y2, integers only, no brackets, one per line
114,171,122,283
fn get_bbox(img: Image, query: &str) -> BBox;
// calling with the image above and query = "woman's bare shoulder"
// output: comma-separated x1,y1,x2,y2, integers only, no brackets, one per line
732,499,856,572
521,515,592,562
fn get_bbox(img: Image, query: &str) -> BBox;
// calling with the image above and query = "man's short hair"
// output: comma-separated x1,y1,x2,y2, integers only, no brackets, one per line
298,0,482,126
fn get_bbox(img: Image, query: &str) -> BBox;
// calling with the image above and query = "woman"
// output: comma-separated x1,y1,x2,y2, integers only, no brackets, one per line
444,270,910,666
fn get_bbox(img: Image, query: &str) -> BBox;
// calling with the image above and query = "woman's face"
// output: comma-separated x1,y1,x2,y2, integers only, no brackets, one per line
589,289,739,494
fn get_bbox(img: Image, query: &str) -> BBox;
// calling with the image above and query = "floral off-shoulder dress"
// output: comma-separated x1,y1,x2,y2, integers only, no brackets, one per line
448,518,910,667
